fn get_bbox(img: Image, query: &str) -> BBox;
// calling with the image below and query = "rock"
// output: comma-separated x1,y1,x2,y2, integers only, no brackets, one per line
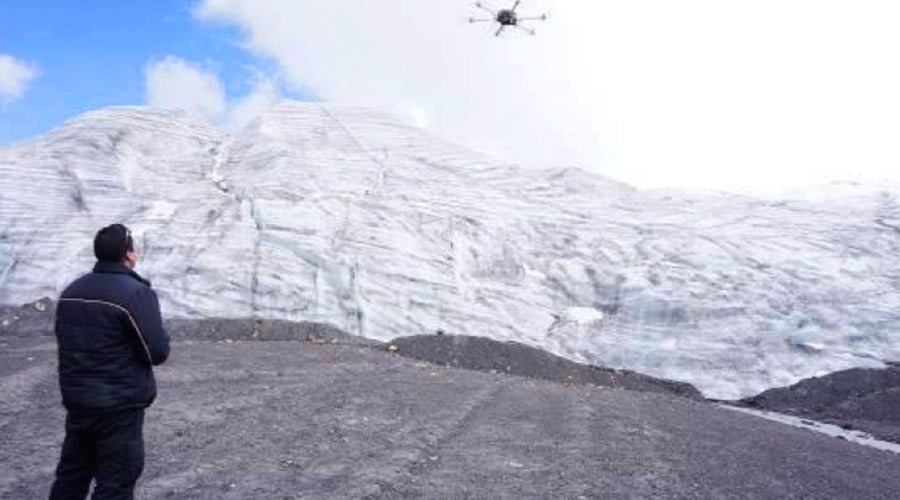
390,334,703,399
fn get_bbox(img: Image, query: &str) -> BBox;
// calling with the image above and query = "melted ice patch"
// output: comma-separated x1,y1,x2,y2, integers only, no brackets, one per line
720,405,900,455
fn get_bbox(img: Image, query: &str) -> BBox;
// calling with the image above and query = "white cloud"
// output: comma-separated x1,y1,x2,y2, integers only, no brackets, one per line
144,56,227,121
144,56,281,129
0,54,38,103
226,77,280,130
196,0,900,192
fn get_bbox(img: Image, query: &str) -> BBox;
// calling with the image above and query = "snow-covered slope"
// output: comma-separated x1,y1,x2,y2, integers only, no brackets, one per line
2,102,898,399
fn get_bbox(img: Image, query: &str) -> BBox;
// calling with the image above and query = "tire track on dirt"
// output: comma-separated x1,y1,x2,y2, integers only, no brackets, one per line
143,360,373,498
0,362,59,500
0,363,54,415
362,379,512,499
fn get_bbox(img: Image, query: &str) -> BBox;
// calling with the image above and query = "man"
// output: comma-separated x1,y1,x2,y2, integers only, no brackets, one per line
49,224,170,500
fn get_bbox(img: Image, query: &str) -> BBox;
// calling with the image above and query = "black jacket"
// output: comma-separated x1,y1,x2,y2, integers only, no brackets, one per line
55,261,170,414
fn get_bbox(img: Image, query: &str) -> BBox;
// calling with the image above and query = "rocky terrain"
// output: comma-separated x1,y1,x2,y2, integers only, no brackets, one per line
0,299,700,399
4,324,900,499
4,298,899,446
390,334,702,400
742,365,900,444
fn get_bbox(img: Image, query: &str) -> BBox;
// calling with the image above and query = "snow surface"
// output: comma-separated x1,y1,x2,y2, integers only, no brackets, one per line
1,102,899,399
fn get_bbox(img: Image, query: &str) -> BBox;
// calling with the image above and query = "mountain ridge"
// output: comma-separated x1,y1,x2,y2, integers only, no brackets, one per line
1,102,898,399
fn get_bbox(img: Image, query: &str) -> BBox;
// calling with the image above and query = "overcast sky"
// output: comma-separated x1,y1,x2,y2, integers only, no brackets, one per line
2,1,900,193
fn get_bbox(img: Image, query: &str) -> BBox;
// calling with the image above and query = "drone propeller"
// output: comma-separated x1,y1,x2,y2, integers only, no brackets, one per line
474,1,496,15
511,0,522,13
517,13,549,22
495,25,506,37
514,24,536,36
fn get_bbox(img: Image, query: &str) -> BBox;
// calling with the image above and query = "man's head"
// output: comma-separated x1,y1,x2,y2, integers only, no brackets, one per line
94,224,137,269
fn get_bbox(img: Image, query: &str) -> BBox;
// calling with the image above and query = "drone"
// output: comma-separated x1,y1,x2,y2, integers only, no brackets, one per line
469,1,549,37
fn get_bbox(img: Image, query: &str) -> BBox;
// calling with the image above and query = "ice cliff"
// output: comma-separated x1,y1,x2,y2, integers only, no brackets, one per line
1,102,898,399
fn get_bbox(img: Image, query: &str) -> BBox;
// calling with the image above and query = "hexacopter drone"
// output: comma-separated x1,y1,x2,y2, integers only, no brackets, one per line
469,1,549,37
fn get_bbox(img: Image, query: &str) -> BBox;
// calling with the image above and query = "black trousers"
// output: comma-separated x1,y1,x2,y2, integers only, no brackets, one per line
49,408,145,500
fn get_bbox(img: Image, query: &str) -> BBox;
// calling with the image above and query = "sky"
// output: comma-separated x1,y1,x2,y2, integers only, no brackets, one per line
2,0,900,193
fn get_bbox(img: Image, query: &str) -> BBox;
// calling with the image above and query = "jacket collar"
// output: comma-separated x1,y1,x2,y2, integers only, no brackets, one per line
93,261,152,287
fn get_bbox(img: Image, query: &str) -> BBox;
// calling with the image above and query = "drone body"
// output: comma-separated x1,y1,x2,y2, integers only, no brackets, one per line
469,1,549,37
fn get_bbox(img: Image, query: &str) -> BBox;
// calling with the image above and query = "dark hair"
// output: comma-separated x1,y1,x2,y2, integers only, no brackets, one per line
94,224,134,262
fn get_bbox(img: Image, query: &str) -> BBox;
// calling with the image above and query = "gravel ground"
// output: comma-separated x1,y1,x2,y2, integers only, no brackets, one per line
3,334,900,500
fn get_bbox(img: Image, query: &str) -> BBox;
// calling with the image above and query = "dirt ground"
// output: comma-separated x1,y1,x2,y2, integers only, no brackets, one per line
3,334,900,500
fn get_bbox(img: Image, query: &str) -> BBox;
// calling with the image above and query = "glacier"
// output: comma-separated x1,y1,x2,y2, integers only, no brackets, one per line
1,102,899,400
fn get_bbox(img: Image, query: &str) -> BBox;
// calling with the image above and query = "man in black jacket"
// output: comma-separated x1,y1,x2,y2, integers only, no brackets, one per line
49,224,170,500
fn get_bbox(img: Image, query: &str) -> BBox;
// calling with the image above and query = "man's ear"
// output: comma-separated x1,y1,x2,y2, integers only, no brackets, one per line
125,250,138,268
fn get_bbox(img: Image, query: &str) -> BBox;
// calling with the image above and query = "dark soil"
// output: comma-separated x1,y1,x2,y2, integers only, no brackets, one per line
4,333,900,499
165,317,380,345
389,335,703,399
741,366,900,444
5,298,900,498
0,297,55,337
1,299,700,399
1,299,376,345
